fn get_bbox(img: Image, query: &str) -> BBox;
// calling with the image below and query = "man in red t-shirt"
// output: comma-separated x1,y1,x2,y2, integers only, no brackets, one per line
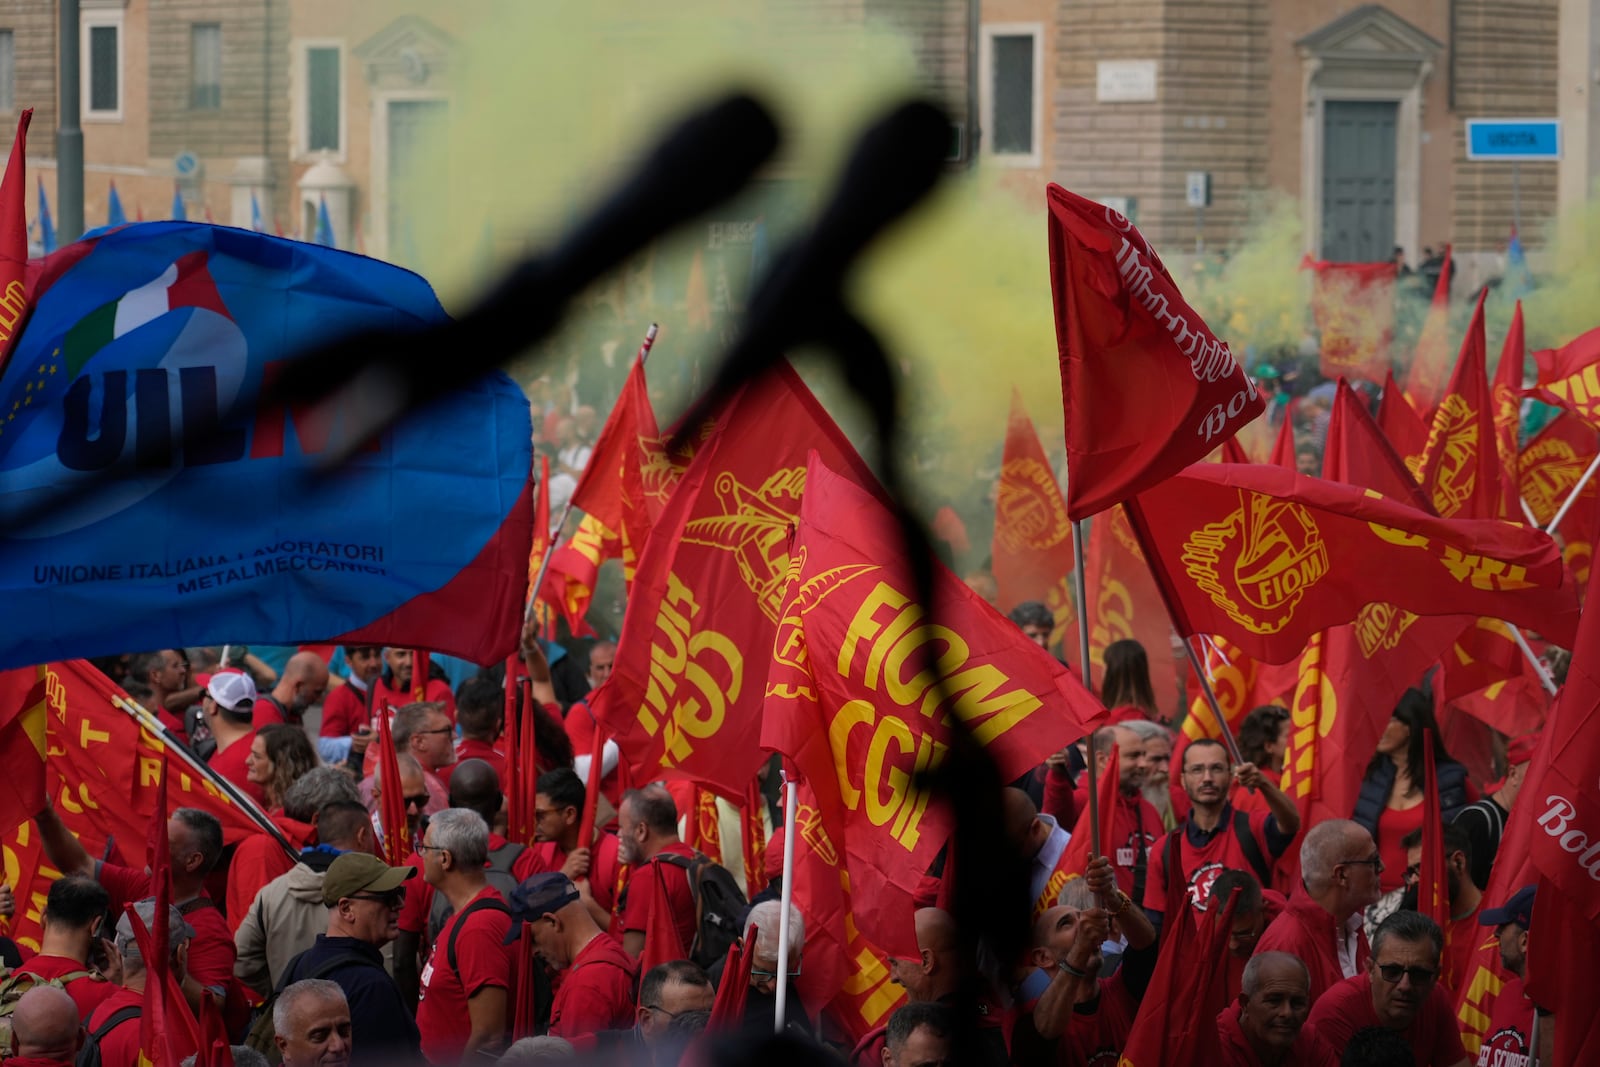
319,645,384,752
85,900,198,1067
253,651,330,728
415,808,512,1063
1145,738,1300,925
1060,725,1164,901
199,671,268,807
448,677,507,785
563,642,621,808
132,649,202,736
1255,819,1382,1005
1307,911,1471,1067
534,768,628,922
360,701,456,793
34,801,239,1022
1216,952,1339,1067
1400,822,1482,997
374,649,457,724
8,985,84,1067
517,872,638,1038
1470,884,1542,1066
11,877,117,1023
617,786,697,959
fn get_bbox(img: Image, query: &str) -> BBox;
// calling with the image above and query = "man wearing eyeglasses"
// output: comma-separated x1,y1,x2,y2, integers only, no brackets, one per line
1143,738,1300,929
1398,823,1481,996
1306,910,1470,1066
513,872,638,1040
1256,819,1382,1005
361,703,453,814
274,852,420,1066
734,900,812,1037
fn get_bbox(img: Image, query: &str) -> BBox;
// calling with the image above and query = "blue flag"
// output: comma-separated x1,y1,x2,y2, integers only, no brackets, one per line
35,179,54,254
314,196,335,248
0,222,533,668
171,184,187,222
250,192,263,233
107,183,126,228
1507,227,1531,297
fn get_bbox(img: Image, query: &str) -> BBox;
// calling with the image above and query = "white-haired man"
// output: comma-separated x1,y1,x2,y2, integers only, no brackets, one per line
273,979,352,1067
733,899,809,1036
1255,819,1381,1005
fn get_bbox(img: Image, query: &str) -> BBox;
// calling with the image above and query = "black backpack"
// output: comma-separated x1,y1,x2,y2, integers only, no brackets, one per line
1160,809,1273,902
75,1006,140,1067
427,841,526,946
653,851,748,970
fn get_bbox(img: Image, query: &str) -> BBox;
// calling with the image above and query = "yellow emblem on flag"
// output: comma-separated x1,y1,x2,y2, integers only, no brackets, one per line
1520,436,1585,522
1422,393,1479,517
1182,491,1329,635
996,456,1070,553
682,466,806,623
1353,601,1417,658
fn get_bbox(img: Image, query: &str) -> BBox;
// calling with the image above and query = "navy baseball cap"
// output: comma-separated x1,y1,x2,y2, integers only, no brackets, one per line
503,872,581,942
1479,884,1535,930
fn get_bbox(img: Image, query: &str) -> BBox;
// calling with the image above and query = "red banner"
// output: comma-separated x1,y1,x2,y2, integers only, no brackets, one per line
1526,324,1600,431
1181,635,1295,748
1404,244,1454,414
1268,398,1298,471
1416,291,1504,521
1124,463,1579,664
1309,260,1396,383
1120,885,1237,1067
0,110,30,379
1520,413,1600,601
993,391,1077,643
1491,302,1526,522
1326,379,1433,513
1379,369,1430,478
763,455,1107,956
1084,505,1179,716
0,661,265,953
1046,185,1263,519
591,361,879,799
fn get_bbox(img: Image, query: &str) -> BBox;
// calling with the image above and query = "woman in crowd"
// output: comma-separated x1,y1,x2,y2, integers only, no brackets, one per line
1237,705,1290,775
1100,640,1158,720
247,723,320,813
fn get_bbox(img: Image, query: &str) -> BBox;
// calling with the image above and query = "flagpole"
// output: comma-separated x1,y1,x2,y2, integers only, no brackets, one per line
1508,625,1559,696
1519,497,1540,528
1178,638,1247,765
523,322,660,624
1071,519,1100,858
1543,451,1600,538
774,773,798,1035
110,694,297,861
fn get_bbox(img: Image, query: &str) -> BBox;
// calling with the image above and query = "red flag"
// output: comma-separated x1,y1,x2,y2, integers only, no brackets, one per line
1416,291,1504,520
1380,369,1430,476
577,726,604,850
1521,413,1600,526
512,922,539,1039
742,782,769,898
544,514,610,636
1491,302,1526,521
1123,462,1579,664
0,109,31,379
591,360,881,799
1118,881,1238,1067
411,650,430,703
1325,379,1433,513
1309,260,1397,383
502,658,527,845
1526,324,1600,431
639,862,689,973
1420,733,1450,939
1052,738,1120,897
136,761,203,1067
1404,244,1454,413
706,932,754,1031
195,993,235,1067
1179,635,1296,752
1268,398,1299,471
788,782,907,1043
526,455,560,635
1083,504,1179,714
0,668,48,834
1525,875,1600,1063
1046,185,1263,519
762,454,1107,957
375,702,408,865
993,390,1077,644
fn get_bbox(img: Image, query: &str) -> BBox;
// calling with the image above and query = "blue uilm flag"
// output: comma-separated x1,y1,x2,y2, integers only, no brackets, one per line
314,196,335,248
250,193,263,233
107,183,126,228
0,222,532,668
35,180,54,254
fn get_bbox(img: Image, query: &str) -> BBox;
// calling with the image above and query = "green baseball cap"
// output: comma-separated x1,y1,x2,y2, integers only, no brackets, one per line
321,852,415,906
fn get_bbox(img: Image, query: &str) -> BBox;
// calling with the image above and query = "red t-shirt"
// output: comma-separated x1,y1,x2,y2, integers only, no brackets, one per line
1143,806,1281,914
15,953,118,1019
224,815,316,934
398,836,547,938
416,886,513,1065
319,682,370,737
1012,974,1138,1066
207,731,267,807
621,843,697,954
1376,803,1428,893
564,701,621,810
86,986,162,1066
548,933,639,1039
97,865,237,998
527,834,628,917
448,738,506,784
1071,785,1162,898
1255,887,1369,1005
1442,909,1481,999
1475,977,1534,1067
1307,973,1469,1067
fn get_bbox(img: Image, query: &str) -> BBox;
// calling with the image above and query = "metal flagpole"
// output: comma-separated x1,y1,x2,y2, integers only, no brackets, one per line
774,774,799,1035
1179,637,1247,765
1071,520,1100,857
524,322,660,623
1527,1008,1541,1067
1519,497,1540,528
1543,452,1600,539
1509,625,1559,696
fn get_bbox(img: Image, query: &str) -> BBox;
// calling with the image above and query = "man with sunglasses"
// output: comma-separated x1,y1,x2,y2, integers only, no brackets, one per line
1256,820,1382,1005
1307,910,1469,1066
514,872,638,1040
275,852,420,1067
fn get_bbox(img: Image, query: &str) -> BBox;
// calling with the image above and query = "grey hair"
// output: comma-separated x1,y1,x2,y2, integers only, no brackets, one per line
500,1036,577,1062
429,807,490,868
1241,951,1309,996
1058,878,1096,911
115,902,191,971
1371,909,1443,961
282,765,362,822
1300,819,1367,892
183,1048,269,1067
1122,719,1171,744
273,979,347,1037
373,752,424,789
393,701,449,749
745,900,804,958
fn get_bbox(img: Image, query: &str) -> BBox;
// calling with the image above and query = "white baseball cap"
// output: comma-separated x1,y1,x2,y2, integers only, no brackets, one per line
206,670,257,712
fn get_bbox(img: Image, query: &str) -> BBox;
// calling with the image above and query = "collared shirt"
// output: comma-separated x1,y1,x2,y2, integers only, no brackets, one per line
1029,814,1071,902
1335,911,1364,979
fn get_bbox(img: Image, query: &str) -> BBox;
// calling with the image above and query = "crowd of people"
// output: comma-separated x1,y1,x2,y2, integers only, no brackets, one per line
0,600,1547,1067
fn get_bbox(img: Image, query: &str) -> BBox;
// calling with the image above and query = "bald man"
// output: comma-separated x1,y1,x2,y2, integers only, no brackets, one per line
1255,819,1380,1005
257,652,331,728
9,985,83,1066
1002,789,1072,921
1217,952,1339,1067
851,909,1007,1067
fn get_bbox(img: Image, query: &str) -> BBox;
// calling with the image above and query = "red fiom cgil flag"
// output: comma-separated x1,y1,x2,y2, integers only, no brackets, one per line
1416,291,1504,521
1309,259,1396,384
1046,185,1263,519
1525,323,1600,432
992,389,1078,647
1404,244,1454,414
0,110,31,379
